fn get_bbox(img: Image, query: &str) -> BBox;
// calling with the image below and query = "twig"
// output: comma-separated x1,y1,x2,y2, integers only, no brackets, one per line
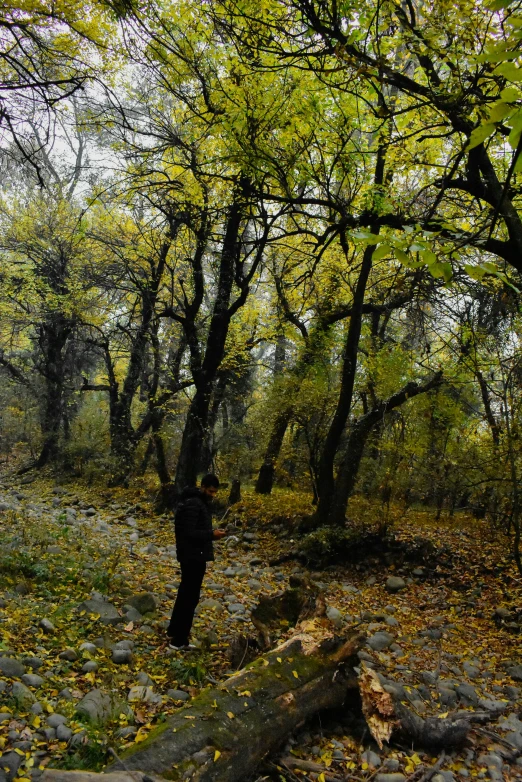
473,726,522,759
414,751,446,782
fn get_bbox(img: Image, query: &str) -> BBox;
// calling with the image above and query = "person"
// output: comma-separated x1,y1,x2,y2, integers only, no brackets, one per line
167,474,226,650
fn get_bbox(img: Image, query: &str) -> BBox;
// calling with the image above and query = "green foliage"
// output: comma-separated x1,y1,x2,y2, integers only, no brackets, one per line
169,657,208,685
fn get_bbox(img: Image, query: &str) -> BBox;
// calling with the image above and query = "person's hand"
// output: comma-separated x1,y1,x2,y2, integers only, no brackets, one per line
213,529,226,539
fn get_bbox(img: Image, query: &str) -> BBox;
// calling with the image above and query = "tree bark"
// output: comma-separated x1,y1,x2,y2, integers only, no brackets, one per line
255,407,293,494
42,632,364,782
327,372,444,525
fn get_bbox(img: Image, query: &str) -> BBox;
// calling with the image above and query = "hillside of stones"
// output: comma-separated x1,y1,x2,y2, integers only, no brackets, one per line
1,476,522,782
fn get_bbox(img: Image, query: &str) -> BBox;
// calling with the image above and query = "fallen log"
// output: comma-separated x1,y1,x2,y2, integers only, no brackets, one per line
42,626,364,782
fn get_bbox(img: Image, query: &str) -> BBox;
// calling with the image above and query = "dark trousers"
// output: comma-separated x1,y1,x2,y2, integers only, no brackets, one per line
167,560,206,646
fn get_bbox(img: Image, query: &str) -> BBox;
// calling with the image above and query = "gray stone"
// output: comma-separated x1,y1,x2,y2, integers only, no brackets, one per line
39,618,55,633
114,639,134,651
167,689,189,701
128,592,156,615
223,567,237,577
21,674,44,688
136,671,153,686
124,607,143,622
477,755,502,770
385,616,399,627
507,664,522,681
0,657,25,678
58,688,73,701
227,603,245,614
326,606,343,625
140,625,154,635
14,583,28,595
115,726,138,738
11,681,35,706
385,577,406,593
0,712,12,723
79,643,97,653
30,702,43,714
78,599,121,625
375,775,406,782
56,724,73,742
81,661,98,673
384,760,400,772
112,648,133,664
128,686,162,704
478,698,507,713
439,687,458,708
1,751,23,781
362,750,381,767
367,632,395,651
198,598,223,612
47,713,67,728
456,683,479,706
505,731,522,750
43,727,56,741
22,657,42,670
59,648,78,662
463,661,480,679
76,688,133,724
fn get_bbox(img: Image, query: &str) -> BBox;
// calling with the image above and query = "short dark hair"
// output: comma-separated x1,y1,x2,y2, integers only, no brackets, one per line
201,473,220,489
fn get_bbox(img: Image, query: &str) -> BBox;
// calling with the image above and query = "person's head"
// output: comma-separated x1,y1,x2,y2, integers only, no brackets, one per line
200,473,219,500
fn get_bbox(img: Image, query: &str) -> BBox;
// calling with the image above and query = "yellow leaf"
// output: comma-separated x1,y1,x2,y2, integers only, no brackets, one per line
263,659,269,667
292,670,299,679
362,762,369,770
211,700,218,709
277,657,282,663
318,775,325,782
45,704,53,714
183,715,195,720
214,751,221,762
14,750,25,756
32,717,41,728
227,712,234,719
239,691,251,697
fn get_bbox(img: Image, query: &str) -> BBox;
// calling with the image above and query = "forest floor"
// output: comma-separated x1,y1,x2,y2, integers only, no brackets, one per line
1,475,522,782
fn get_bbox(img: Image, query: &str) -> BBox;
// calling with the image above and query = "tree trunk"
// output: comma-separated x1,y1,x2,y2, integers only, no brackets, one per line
255,407,293,494
327,372,444,526
35,318,72,468
42,631,364,782
174,199,244,493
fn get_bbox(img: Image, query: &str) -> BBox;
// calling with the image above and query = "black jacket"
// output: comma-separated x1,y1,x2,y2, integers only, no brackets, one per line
174,487,214,562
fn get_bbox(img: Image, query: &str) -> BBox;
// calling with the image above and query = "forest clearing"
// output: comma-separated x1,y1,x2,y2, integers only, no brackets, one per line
1,478,522,782
2,0,522,779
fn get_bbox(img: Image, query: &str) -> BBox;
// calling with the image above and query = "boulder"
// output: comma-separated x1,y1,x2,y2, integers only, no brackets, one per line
0,658,25,678
77,599,121,625
11,681,36,706
367,631,395,651
128,592,156,615
76,688,133,725
385,576,406,593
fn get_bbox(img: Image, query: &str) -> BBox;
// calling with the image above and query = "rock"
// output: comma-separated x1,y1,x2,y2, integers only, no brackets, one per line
81,661,98,673
127,686,161,703
30,702,43,714
136,671,153,686
59,688,74,701
39,618,55,633
507,664,522,681
0,657,25,678
463,661,480,679
246,579,263,591
365,576,377,586
223,567,237,577
456,683,479,706
478,698,507,714
375,775,406,782
384,760,400,772
15,583,28,595
167,689,190,701
505,731,522,750
76,688,133,724
85,507,96,516
77,599,121,625
367,632,395,651
56,724,73,742
140,625,154,635
385,576,406,593
0,713,12,723
79,643,97,653
59,648,78,662
47,713,67,728
495,607,511,620
46,545,62,554
124,607,143,623
439,687,458,708
326,606,343,626
198,598,223,612
1,750,23,781
11,681,35,706
477,755,502,770
227,603,245,614
362,750,381,767
412,567,425,577
22,657,43,670
128,592,156,615
21,674,44,688
112,648,133,664
115,726,138,738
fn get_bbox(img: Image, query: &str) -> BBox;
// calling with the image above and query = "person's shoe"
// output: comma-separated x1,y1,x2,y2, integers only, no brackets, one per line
167,641,197,651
